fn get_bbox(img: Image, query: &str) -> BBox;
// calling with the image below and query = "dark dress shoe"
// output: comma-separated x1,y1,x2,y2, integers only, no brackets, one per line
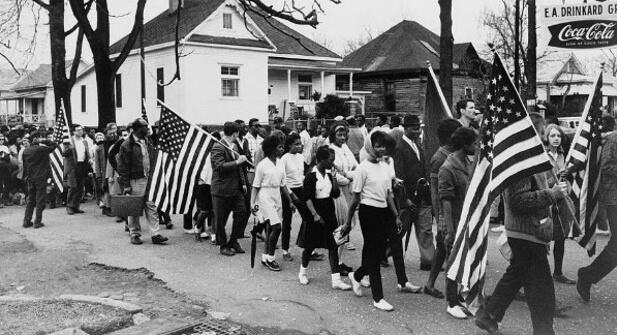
195,233,203,242
166,222,174,230
230,242,245,254
151,235,169,245
131,236,143,245
380,259,390,267
23,221,33,228
34,222,44,229
553,274,576,284
339,263,353,273
474,307,500,335
74,209,85,214
66,207,75,215
310,252,325,261
220,247,235,256
255,233,265,242
423,286,445,299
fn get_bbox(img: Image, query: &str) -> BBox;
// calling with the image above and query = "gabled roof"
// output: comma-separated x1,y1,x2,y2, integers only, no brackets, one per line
342,20,485,75
0,69,27,91
537,53,587,84
109,0,340,59
11,64,52,91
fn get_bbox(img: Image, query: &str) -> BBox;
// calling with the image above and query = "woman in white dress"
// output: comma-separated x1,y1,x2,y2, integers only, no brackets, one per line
251,135,295,272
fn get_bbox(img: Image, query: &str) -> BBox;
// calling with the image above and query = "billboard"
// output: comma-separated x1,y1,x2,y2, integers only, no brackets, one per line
540,1,617,50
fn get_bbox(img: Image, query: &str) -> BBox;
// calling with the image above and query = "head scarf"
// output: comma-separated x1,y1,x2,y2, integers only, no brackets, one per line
363,130,391,163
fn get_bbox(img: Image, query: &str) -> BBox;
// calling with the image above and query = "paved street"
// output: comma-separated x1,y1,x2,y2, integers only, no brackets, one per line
1,202,616,334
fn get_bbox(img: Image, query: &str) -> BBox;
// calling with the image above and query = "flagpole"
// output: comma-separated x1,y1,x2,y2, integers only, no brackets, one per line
427,61,454,119
156,99,254,167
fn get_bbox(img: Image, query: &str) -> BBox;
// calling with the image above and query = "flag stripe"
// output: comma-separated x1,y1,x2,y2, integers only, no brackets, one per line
147,105,215,214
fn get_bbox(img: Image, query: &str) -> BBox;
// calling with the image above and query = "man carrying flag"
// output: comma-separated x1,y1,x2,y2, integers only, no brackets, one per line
474,113,567,335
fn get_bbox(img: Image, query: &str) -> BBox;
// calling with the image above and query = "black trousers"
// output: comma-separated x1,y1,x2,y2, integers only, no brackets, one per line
486,237,555,335
23,180,47,224
385,215,409,286
354,205,389,302
579,204,617,284
67,162,87,210
282,186,309,251
212,190,247,248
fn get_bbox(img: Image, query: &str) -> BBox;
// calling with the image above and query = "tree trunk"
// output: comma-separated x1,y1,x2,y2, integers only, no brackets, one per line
439,0,454,110
92,52,116,128
48,0,71,124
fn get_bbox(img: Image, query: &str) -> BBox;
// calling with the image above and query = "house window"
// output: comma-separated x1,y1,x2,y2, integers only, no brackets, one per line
298,74,312,100
115,74,123,108
464,86,473,99
81,85,86,113
221,66,240,97
157,68,165,105
223,13,232,29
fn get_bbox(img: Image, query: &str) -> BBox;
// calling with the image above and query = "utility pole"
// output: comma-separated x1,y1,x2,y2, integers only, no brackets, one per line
140,17,146,114
527,0,537,112
514,0,521,91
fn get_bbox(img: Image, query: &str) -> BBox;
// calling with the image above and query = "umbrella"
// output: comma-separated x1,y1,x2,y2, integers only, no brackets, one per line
250,210,268,269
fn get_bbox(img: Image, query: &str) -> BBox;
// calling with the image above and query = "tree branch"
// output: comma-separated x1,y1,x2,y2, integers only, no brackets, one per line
68,0,96,42
32,0,50,11
68,28,84,88
65,0,93,37
111,0,147,75
238,0,319,27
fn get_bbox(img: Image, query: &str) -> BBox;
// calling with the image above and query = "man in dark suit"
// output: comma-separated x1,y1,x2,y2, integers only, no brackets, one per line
211,121,249,256
63,124,90,215
392,115,435,270
234,119,252,236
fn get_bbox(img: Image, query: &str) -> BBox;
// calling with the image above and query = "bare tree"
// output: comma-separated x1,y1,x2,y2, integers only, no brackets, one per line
69,0,147,129
600,49,617,77
342,25,377,56
0,1,44,75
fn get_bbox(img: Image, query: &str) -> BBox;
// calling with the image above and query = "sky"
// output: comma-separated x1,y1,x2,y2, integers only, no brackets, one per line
1,0,604,71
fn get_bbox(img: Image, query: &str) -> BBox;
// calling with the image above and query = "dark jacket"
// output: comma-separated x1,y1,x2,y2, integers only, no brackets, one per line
503,173,558,244
117,135,156,190
430,146,453,224
438,152,471,231
601,132,617,206
210,139,246,198
393,136,430,204
23,141,57,182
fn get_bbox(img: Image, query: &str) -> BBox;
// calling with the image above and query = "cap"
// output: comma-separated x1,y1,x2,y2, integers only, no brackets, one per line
273,117,283,123
402,115,421,126
333,115,344,121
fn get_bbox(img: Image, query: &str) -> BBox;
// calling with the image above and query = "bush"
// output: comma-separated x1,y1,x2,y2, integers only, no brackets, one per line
315,94,350,119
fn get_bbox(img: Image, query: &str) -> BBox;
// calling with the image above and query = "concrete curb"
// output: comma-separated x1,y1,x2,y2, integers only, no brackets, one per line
0,294,142,314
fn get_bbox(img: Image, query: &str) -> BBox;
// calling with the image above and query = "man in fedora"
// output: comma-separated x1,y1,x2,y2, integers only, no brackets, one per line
392,115,435,270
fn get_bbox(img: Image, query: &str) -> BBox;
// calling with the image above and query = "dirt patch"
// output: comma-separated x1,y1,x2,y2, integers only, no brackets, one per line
0,300,132,335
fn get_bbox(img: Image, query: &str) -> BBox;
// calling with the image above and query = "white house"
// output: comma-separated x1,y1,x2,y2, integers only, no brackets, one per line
71,0,359,127
0,60,89,128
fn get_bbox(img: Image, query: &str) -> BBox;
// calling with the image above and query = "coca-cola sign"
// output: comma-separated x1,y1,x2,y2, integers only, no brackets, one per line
548,20,617,49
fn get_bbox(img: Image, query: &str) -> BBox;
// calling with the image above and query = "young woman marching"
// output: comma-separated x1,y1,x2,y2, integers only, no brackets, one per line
297,145,352,290
545,124,576,285
251,135,295,271
280,133,310,261
328,122,359,275
343,131,403,311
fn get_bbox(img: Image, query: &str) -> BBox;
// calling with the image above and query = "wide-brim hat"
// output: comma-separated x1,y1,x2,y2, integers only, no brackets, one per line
402,115,421,126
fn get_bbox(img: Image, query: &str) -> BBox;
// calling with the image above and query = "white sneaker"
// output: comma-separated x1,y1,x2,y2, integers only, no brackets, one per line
397,282,422,293
298,273,309,285
490,226,504,233
200,232,210,238
346,242,356,250
348,272,363,297
184,228,195,234
446,305,468,319
597,228,611,236
332,278,352,291
360,276,371,288
373,299,394,311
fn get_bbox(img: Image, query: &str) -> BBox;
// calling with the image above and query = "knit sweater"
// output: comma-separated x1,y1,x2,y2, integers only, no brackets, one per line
503,173,560,244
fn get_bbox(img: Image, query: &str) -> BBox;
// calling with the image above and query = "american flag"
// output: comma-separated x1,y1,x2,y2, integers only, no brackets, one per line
566,72,603,256
423,63,454,174
49,105,71,193
446,54,553,311
147,103,215,214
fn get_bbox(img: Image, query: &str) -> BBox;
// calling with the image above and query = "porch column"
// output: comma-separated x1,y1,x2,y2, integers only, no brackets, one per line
287,69,292,102
320,71,325,99
349,72,354,98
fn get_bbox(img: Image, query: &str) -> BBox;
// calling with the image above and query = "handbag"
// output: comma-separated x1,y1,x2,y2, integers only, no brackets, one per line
110,194,144,217
332,226,348,246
